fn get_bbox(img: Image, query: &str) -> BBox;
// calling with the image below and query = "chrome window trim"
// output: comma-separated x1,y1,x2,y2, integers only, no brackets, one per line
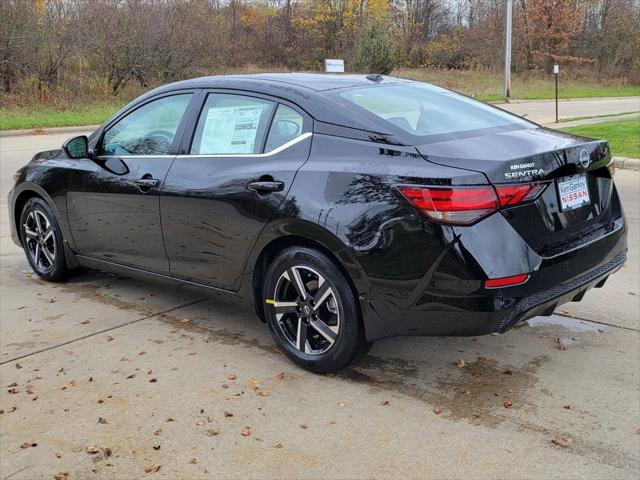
98,132,312,160
182,132,312,159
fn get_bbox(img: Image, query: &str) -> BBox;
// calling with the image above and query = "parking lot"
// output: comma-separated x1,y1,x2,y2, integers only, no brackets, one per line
1,132,639,479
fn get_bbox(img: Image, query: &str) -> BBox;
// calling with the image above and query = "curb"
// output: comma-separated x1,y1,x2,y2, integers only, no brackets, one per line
614,156,640,171
0,125,99,138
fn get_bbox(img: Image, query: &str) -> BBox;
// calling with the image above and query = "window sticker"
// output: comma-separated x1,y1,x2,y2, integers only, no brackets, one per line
200,105,264,154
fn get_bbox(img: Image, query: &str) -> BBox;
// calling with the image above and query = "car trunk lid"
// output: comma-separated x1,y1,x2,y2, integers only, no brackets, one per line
415,127,615,254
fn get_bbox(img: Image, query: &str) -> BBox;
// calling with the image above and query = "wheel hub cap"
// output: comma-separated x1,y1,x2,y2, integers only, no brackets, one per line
271,265,340,355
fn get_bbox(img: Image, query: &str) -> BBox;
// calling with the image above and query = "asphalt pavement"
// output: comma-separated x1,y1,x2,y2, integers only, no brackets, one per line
0,132,639,479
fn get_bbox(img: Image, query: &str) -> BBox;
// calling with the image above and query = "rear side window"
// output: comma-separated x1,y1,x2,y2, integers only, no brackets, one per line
338,83,532,138
191,94,275,154
264,105,304,151
101,94,192,156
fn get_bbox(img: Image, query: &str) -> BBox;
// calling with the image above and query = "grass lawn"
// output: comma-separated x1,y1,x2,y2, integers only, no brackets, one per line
0,101,125,131
394,68,640,102
1,68,638,130
560,119,640,159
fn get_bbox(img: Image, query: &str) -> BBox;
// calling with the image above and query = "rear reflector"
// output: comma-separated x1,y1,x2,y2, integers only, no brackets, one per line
397,183,547,225
485,274,529,289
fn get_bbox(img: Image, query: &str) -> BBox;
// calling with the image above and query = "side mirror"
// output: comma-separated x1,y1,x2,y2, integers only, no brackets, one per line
62,135,89,159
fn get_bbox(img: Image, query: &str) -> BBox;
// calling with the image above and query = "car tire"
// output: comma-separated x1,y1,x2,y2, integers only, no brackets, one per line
263,246,366,373
20,197,73,282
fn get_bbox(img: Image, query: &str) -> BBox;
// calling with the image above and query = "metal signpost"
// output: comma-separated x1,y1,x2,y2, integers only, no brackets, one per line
554,64,560,123
503,0,513,98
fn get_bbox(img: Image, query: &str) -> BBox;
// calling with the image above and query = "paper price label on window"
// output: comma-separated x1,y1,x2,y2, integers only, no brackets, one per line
201,105,264,154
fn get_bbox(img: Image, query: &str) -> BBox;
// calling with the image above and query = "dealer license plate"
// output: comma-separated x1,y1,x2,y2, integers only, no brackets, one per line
558,175,590,211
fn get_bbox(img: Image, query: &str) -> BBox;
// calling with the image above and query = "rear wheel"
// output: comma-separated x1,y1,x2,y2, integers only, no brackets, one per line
20,197,72,282
263,247,366,373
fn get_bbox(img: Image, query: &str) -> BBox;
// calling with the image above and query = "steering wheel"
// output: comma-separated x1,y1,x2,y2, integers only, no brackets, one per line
140,129,174,154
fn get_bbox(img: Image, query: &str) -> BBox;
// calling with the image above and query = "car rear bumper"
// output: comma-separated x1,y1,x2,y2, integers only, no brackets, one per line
361,209,627,340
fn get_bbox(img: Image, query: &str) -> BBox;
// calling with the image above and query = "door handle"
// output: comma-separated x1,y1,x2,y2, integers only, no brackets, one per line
247,180,285,193
134,177,160,189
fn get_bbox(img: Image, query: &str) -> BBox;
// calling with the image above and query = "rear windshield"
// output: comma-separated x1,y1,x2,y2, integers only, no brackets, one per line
338,83,532,139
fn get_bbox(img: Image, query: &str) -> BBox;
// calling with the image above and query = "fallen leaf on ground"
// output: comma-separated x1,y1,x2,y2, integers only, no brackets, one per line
195,419,206,426
187,458,197,464
552,435,573,447
380,400,390,406
54,473,69,480
206,428,219,436
240,426,251,436
273,441,283,448
144,464,161,473
275,372,285,380
433,406,442,414
20,442,37,449
457,359,465,368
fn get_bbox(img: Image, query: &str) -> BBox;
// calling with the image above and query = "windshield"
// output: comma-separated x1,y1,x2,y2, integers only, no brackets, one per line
338,83,533,139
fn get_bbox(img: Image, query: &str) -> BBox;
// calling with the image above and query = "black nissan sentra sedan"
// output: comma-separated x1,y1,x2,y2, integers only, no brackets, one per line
8,74,627,372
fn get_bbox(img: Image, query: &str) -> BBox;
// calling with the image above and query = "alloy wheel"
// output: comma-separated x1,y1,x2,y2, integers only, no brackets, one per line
273,265,340,355
23,209,56,272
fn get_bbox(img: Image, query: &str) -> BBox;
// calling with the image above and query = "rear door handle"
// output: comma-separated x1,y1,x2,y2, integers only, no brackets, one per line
134,177,161,189
248,180,285,193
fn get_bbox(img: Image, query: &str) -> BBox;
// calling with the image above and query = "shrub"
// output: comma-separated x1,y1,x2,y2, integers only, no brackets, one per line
352,18,396,75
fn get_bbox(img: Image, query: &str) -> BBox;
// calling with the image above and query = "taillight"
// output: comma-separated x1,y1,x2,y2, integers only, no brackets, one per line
397,183,546,225
397,186,498,225
494,184,547,207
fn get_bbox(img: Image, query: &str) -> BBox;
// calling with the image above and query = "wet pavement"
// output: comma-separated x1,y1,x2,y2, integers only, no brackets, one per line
1,133,639,479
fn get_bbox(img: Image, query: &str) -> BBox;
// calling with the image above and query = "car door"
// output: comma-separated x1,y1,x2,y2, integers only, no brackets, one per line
160,91,313,290
67,92,195,273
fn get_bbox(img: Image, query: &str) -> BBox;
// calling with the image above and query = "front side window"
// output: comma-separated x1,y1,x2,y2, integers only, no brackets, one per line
191,94,275,155
265,105,304,151
338,83,532,139
100,94,192,156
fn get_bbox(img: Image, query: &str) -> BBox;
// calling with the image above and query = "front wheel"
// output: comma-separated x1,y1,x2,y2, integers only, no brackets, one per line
263,247,366,373
20,197,72,282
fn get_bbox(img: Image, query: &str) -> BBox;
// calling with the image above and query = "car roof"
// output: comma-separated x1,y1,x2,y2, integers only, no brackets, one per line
160,73,410,93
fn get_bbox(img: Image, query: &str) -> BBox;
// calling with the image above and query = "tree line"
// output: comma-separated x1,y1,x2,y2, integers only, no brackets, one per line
1,0,638,98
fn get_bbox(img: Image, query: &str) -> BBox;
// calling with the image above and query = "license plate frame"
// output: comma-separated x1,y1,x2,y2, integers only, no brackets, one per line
557,175,590,211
